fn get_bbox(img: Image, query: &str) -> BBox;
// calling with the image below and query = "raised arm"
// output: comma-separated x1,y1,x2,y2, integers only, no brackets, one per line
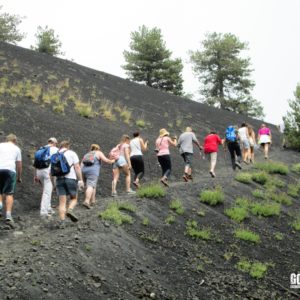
140,138,148,152
98,151,115,164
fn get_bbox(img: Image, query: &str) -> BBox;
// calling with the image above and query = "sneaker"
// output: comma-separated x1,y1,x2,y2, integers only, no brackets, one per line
48,209,55,215
209,171,216,178
182,174,188,182
160,178,169,187
243,160,249,165
66,209,78,223
90,201,95,207
133,181,140,189
58,220,65,229
127,189,136,195
235,161,242,170
111,192,118,197
5,217,15,229
82,202,91,209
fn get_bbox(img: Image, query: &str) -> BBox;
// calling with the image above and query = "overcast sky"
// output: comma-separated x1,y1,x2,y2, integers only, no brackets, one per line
2,0,300,124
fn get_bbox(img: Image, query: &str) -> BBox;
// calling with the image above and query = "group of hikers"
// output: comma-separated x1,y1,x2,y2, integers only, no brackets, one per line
0,122,272,228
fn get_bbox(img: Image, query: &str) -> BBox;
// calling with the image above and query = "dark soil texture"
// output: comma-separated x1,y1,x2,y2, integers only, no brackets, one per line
0,42,299,299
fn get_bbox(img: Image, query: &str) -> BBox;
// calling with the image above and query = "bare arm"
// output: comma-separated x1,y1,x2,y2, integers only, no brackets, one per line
168,137,177,147
124,147,132,168
98,151,114,164
16,161,22,183
74,163,83,181
140,138,148,152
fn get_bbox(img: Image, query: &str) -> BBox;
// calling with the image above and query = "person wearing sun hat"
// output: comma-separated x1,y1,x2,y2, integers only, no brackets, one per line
155,128,177,187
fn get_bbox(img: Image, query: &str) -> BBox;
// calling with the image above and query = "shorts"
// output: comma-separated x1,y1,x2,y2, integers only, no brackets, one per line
113,156,127,169
209,152,217,164
83,174,99,188
56,177,78,197
259,135,271,144
0,170,16,195
181,153,193,168
241,139,250,149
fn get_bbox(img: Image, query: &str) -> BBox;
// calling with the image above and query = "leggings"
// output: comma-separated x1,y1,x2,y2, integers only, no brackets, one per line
227,141,242,169
130,155,145,181
157,155,171,178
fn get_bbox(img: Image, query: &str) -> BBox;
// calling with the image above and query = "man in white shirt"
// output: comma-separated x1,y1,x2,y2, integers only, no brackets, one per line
54,140,84,227
34,137,58,218
0,134,22,227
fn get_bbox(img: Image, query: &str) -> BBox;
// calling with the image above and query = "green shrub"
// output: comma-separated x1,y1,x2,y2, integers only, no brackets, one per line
274,232,284,241
165,214,175,225
137,183,166,198
291,218,300,231
169,199,185,215
268,192,292,205
254,162,289,175
136,119,146,128
291,163,300,173
234,229,260,243
74,101,94,118
200,186,224,206
117,201,137,212
225,206,249,222
235,197,251,208
235,172,252,184
267,177,286,188
99,202,135,225
251,202,281,217
251,172,269,185
252,189,266,199
185,220,211,240
52,103,65,114
287,183,300,198
236,259,269,279
120,107,131,124
142,217,149,226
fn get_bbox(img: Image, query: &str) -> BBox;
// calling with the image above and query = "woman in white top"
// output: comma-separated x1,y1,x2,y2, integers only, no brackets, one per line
129,132,148,188
238,123,251,164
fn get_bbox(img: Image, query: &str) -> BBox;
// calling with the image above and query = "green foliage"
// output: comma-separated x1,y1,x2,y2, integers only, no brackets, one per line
268,192,292,206
123,25,183,96
117,201,137,212
140,233,158,243
267,176,286,189
52,102,65,114
235,172,252,184
274,232,284,241
31,25,63,56
189,32,264,119
136,119,146,128
99,202,135,225
169,199,185,215
251,172,269,185
119,107,132,124
0,6,25,44
165,214,175,225
100,101,117,121
236,259,269,279
225,206,249,222
287,183,300,198
254,161,289,175
283,84,300,149
137,183,166,198
250,202,281,217
142,217,149,226
74,101,94,118
291,217,300,231
252,189,266,199
234,229,260,243
235,197,251,208
185,220,211,240
291,163,300,173
200,186,224,206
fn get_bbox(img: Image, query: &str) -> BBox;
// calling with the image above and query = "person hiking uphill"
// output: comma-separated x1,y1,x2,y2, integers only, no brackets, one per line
258,124,272,159
203,130,224,178
177,127,202,182
225,125,242,170
155,128,177,187
247,125,257,163
130,132,148,188
111,135,136,197
238,123,251,164
34,137,58,219
52,141,84,227
81,144,114,209
0,134,22,228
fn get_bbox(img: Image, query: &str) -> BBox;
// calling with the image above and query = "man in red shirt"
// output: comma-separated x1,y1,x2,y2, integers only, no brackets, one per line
203,130,224,177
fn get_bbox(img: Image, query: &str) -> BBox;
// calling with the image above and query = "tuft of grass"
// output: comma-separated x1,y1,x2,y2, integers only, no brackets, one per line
25,83,42,102
268,177,286,188
252,189,266,199
52,102,65,114
268,192,292,206
235,197,251,208
274,232,284,241
137,183,166,199
165,214,176,225
99,202,135,225
117,201,137,212
225,206,249,222
234,229,260,243
185,220,211,240
235,172,252,184
251,172,269,185
199,186,224,206
84,244,92,252
250,202,281,217
42,90,60,104
119,107,132,124
140,233,158,243
287,183,300,198
236,259,269,279
142,217,149,226
136,119,146,128
175,118,183,127
254,161,289,175
291,218,300,231
291,163,300,173
100,101,116,121
169,199,185,215
74,101,94,118
197,209,206,217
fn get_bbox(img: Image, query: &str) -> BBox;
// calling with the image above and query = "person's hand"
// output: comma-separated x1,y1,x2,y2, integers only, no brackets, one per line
128,165,132,170
78,180,84,190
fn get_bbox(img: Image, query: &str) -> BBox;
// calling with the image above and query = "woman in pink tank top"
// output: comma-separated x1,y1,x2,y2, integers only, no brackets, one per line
258,124,272,159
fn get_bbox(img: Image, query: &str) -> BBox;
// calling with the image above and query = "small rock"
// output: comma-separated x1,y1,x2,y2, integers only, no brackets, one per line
150,292,156,299
104,222,110,228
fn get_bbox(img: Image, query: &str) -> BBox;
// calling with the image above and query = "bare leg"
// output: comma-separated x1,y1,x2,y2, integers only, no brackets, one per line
84,186,94,205
122,165,131,192
5,195,14,217
59,196,67,220
112,168,119,194
264,144,269,158
91,188,96,204
68,196,77,211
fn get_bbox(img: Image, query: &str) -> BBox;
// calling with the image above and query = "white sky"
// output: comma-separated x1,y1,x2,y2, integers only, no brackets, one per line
2,0,300,124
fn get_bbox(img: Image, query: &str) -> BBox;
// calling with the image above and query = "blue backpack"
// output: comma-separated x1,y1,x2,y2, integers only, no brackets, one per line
33,146,51,169
225,126,237,142
50,150,71,176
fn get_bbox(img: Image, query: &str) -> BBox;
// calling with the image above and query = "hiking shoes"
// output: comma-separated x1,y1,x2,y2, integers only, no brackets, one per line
209,171,216,178
187,175,193,181
182,174,189,182
235,161,242,169
111,192,118,197
66,209,78,223
127,189,136,195
160,178,169,187
82,202,91,209
5,217,15,229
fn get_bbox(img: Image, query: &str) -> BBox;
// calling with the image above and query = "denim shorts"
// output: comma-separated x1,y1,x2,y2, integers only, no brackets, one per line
181,152,193,168
56,177,78,197
113,156,127,169
241,139,250,149
0,170,16,195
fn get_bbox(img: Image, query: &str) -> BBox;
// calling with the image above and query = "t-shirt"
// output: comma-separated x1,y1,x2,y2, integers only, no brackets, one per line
0,142,22,172
177,132,198,154
120,143,130,157
204,134,222,153
156,137,170,156
258,127,271,136
59,148,79,180
130,138,142,157
238,127,248,140
47,145,58,170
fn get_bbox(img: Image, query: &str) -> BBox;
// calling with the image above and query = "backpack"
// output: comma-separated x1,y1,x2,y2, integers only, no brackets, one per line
82,151,97,166
225,126,237,142
50,150,71,177
109,145,121,160
33,146,51,169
